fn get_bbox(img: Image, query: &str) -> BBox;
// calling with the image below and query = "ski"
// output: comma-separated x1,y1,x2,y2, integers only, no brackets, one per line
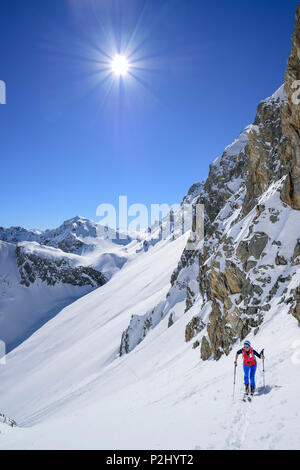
241,395,252,402
242,384,250,401
241,387,254,402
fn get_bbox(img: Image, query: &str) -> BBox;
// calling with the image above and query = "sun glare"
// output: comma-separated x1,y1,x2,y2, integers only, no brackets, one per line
111,54,130,76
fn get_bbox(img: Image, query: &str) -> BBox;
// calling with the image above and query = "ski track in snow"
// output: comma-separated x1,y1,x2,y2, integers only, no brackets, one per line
226,398,252,449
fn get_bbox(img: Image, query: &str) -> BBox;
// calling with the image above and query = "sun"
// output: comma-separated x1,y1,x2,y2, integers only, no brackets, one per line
111,54,130,76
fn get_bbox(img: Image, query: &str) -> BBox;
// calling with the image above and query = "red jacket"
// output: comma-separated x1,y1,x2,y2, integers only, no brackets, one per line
242,347,257,366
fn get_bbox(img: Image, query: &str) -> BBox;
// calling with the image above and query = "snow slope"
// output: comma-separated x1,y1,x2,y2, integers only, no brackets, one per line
0,241,94,351
0,231,191,442
0,239,110,351
0,272,299,449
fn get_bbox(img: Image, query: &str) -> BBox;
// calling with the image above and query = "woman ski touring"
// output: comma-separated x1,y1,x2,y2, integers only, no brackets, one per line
234,340,265,397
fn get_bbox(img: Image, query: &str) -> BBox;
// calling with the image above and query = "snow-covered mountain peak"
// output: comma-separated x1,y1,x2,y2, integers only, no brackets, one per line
222,124,255,159
261,84,286,107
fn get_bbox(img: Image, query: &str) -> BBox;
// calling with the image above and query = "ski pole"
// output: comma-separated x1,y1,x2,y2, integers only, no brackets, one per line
261,348,265,389
233,362,237,400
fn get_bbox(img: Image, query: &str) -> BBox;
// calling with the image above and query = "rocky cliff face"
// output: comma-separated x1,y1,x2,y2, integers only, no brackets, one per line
119,5,300,360
243,87,285,216
281,3,300,210
16,245,106,288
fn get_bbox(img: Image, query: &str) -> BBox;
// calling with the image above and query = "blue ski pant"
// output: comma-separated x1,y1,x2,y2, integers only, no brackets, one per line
243,363,257,388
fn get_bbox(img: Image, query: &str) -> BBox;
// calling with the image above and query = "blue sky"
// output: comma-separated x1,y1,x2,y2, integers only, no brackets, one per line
0,0,298,229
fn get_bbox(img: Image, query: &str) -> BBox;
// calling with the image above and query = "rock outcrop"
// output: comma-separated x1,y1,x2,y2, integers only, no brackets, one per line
185,316,205,342
0,412,17,428
16,245,106,288
243,88,285,216
281,4,300,210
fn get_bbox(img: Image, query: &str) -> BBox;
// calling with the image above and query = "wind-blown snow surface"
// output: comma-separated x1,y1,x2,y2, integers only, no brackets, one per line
0,224,299,449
